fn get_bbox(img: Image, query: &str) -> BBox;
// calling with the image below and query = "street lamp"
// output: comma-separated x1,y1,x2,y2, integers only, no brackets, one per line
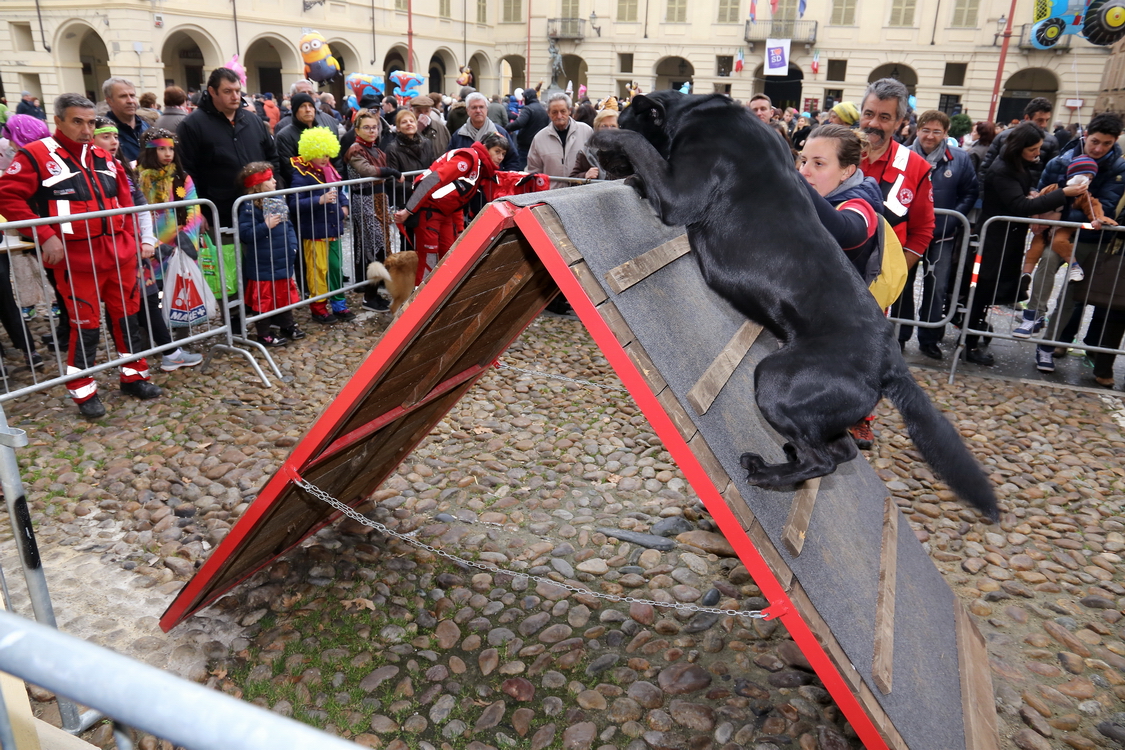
987,0,1018,123
589,10,602,35
993,14,1007,45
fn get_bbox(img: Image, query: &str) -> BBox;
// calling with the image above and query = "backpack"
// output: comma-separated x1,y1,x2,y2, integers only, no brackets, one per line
867,216,909,309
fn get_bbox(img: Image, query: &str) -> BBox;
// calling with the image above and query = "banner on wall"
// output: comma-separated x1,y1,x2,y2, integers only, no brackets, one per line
765,38,791,77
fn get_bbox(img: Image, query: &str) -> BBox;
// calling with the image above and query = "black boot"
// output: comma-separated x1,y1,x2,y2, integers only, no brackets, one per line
77,394,106,418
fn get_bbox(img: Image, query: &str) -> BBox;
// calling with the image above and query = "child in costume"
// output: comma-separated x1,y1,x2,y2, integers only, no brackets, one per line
238,162,305,347
288,127,353,324
393,132,507,285
117,125,204,371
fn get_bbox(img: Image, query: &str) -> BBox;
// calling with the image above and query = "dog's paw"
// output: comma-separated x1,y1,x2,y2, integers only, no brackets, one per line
623,173,648,199
740,452,767,475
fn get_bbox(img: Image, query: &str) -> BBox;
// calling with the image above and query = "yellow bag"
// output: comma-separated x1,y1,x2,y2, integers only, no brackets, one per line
868,217,909,309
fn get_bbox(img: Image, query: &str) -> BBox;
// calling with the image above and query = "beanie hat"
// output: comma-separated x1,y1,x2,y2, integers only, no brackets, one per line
2,114,49,148
297,126,340,160
1067,154,1098,181
358,93,381,110
831,101,860,126
290,92,317,116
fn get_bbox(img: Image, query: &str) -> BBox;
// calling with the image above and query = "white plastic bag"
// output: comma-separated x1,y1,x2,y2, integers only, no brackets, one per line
163,247,217,328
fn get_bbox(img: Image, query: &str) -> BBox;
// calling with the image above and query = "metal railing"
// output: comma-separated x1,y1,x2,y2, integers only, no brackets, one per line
949,214,1125,383
548,17,586,38
744,18,818,43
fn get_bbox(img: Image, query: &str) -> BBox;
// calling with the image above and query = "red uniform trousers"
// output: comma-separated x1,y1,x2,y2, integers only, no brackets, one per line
415,208,458,285
55,259,151,404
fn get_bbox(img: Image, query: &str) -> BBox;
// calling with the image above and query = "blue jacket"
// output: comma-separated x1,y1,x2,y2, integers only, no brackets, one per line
805,175,885,283
446,124,521,171
926,145,978,241
1040,138,1125,240
238,201,298,280
287,159,350,240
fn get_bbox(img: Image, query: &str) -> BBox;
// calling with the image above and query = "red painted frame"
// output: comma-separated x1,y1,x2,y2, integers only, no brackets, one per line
161,199,893,750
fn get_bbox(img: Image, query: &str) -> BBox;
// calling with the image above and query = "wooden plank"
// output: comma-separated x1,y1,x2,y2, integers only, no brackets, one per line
955,601,1001,750
403,261,535,404
604,235,691,294
685,321,763,416
623,340,666,393
687,432,728,490
596,300,636,348
720,481,755,530
571,261,608,305
0,593,42,750
781,476,821,558
747,517,794,591
655,388,698,443
871,496,899,695
530,205,582,265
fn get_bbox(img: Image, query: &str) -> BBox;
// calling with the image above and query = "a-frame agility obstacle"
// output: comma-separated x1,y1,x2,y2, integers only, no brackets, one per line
161,182,999,750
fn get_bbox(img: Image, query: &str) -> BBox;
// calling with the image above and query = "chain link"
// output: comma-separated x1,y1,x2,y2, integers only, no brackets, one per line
295,478,766,620
495,361,630,393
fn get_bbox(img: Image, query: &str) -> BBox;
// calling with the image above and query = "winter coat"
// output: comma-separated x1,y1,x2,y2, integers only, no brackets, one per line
804,175,885,283
526,119,594,179
926,144,979,240
488,101,508,129
263,99,281,131
385,133,436,206
275,118,343,187
966,140,991,176
287,158,350,240
977,126,1059,186
178,90,280,227
238,201,298,280
447,124,521,171
346,138,400,195
152,107,189,134
1039,138,1125,243
507,100,549,152
420,118,451,156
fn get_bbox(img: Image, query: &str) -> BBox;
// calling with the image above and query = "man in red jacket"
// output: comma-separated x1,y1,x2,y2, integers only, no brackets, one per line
0,93,161,418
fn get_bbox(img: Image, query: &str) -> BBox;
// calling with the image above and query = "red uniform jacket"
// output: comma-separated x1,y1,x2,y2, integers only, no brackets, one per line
405,141,499,215
860,139,935,259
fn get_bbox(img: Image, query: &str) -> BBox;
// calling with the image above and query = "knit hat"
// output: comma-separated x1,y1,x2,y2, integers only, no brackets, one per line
1067,154,1098,181
297,126,340,159
290,92,317,116
2,114,49,148
831,101,860,126
358,93,382,110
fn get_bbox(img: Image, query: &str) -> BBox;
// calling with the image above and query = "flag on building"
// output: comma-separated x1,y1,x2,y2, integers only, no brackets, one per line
811,49,820,74
750,0,757,22
769,0,779,14
735,47,745,72
765,38,791,76
799,0,807,16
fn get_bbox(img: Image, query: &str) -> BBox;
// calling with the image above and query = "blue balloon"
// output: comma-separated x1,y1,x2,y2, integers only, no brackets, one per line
908,95,917,111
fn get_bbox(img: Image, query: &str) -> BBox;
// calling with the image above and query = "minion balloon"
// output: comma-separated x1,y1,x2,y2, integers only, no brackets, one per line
299,31,341,83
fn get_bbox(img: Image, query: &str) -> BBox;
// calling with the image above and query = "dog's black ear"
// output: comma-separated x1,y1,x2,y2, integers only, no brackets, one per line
632,94,666,128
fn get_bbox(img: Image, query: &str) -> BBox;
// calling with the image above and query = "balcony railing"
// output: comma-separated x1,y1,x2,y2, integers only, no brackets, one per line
548,17,586,39
1015,22,1072,51
744,19,818,43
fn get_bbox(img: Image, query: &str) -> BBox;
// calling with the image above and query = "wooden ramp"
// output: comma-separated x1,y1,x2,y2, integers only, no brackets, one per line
161,182,998,750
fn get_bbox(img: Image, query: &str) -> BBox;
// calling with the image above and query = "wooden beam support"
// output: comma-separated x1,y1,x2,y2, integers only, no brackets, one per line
604,235,691,294
955,602,1001,750
686,321,763,416
781,477,821,557
872,496,899,695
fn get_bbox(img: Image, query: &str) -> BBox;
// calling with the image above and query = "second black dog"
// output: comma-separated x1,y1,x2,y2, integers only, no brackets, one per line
592,91,998,522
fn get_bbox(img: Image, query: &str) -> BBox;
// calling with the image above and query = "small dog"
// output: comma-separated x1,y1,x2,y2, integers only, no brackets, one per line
367,251,418,316
591,91,998,522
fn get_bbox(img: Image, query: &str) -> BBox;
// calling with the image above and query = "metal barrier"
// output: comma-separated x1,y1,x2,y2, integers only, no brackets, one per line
887,208,973,342
949,214,1125,382
0,199,276,404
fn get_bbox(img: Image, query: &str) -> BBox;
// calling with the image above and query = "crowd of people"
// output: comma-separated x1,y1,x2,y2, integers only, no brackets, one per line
0,70,1124,422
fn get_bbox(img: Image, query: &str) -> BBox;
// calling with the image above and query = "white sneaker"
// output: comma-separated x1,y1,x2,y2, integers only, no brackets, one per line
1067,263,1085,283
161,348,204,372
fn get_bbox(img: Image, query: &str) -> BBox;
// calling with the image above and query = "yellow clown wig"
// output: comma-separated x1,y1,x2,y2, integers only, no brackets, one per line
297,126,341,160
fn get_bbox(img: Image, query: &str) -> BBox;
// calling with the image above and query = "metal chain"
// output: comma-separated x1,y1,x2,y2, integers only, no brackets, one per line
295,478,766,620
495,361,630,393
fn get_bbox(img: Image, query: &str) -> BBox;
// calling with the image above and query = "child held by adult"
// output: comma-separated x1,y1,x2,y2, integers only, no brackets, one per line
237,162,305,346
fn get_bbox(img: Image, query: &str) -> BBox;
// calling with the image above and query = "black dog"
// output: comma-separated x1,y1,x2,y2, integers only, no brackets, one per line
591,91,998,522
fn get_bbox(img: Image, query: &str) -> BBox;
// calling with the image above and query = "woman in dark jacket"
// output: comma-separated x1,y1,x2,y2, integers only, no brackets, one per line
346,109,402,310
384,109,436,251
964,122,1086,364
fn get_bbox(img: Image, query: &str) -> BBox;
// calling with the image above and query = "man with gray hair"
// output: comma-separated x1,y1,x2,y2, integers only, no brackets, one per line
526,92,592,180
446,91,519,169
102,77,148,163
858,78,934,275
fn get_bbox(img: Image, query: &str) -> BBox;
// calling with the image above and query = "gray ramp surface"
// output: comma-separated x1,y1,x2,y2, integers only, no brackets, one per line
504,182,966,750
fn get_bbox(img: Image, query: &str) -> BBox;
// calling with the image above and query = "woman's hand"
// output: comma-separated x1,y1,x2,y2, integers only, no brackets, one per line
584,167,599,179
1063,182,1089,198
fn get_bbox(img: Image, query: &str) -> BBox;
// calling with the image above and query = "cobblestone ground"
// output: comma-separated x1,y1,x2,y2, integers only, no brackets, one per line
3,306,1125,750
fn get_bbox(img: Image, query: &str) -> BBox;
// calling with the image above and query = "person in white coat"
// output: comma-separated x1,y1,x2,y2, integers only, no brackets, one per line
526,92,593,183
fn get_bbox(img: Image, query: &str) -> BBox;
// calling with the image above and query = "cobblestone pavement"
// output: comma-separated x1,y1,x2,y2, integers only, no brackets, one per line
3,305,1125,750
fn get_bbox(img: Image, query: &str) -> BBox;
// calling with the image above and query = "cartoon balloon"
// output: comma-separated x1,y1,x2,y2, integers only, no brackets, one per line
224,54,247,88
299,31,341,83
346,72,385,106
389,70,426,100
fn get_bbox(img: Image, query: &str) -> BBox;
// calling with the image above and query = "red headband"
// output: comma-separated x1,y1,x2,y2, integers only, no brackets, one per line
244,169,273,188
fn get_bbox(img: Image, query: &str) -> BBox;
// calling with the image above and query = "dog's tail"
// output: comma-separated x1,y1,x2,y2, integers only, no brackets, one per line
367,261,391,285
883,367,999,522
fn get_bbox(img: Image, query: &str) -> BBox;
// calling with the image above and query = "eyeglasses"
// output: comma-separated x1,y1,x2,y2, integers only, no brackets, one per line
918,128,946,137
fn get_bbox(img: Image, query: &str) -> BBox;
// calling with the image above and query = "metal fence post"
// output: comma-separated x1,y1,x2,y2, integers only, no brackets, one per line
0,402,100,733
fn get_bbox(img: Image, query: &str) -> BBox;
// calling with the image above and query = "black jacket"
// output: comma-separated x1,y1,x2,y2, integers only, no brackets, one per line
275,118,343,186
178,90,280,229
507,100,549,151
977,125,1059,186
385,133,436,207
